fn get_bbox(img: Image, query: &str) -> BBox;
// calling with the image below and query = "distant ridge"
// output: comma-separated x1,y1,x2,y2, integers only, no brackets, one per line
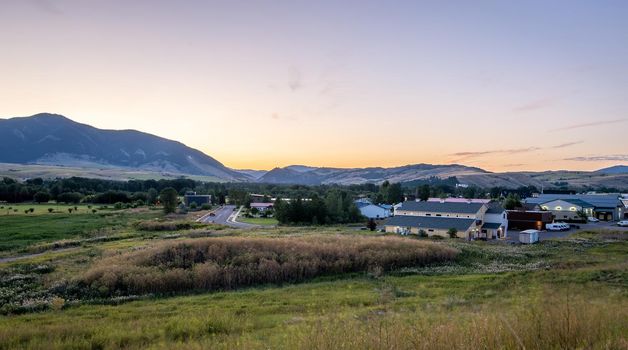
0,113,248,181
1,113,627,190
256,163,488,185
596,165,628,174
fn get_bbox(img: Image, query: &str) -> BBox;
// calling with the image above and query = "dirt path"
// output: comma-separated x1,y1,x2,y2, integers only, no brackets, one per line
0,247,78,264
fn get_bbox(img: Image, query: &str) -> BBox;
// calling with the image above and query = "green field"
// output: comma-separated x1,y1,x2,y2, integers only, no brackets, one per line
0,205,165,254
237,216,279,226
0,209,626,349
1,203,97,216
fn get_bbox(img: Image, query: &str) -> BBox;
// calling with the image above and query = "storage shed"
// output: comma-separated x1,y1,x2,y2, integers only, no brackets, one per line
519,230,539,244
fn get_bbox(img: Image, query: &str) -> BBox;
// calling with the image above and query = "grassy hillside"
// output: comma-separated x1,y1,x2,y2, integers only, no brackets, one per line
0,211,626,349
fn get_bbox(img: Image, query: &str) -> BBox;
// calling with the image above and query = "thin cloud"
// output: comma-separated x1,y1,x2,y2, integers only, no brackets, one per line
451,147,541,157
550,118,627,132
565,154,628,162
288,67,303,92
513,97,558,112
552,141,584,149
450,141,582,161
28,0,62,14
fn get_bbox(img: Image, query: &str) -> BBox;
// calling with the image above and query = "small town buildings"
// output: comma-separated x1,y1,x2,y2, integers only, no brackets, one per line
249,194,271,203
537,199,593,222
184,192,211,207
519,230,539,244
507,210,553,230
426,198,491,204
355,200,391,219
383,200,507,239
250,202,274,212
483,202,508,239
525,193,624,221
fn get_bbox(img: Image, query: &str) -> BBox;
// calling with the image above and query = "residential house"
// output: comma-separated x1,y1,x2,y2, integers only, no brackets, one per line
250,202,274,212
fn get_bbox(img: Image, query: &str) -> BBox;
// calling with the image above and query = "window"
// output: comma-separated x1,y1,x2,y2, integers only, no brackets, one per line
436,214,442,217
542,206,549,210
428,229,434,232
426,213,431,216
564,215,568,218
503,213,506,219
555,206,562,210
569,207,577,211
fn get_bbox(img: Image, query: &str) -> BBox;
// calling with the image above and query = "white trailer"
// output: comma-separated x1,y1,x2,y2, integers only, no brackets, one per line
519,229,539,244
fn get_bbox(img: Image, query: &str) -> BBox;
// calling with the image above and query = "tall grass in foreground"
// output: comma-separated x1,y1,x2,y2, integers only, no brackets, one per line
280,293,627,350
82,235,458,295
1,291,622,350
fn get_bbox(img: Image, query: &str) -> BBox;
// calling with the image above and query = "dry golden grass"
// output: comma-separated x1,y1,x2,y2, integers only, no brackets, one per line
283,292,628,350
81,235,458,295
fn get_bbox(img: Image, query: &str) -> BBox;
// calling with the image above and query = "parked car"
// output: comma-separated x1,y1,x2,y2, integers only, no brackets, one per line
209,212,216,217
618,220,628,227
587,217,599,222
547,223,570,231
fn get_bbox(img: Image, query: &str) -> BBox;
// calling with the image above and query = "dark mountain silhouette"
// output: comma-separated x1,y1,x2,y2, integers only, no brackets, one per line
0,113,247,181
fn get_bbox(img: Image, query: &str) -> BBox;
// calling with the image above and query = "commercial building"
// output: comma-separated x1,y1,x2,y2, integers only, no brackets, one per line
184,192,212,207
383,200,507,239
525,193,624,221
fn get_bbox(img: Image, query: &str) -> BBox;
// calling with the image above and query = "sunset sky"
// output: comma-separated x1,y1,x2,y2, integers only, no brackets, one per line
1,0,627,172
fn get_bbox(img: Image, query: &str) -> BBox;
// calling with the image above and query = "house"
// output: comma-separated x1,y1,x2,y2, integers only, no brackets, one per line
507,210,553,230
383,200,507,239
184,192,211,207
250,202,274,212
355,200,391,219
483,202,508,239
525,193,624,221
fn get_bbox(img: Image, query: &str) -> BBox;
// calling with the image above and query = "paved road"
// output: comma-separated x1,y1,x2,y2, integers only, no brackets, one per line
506,221,628,242
197,205,258,229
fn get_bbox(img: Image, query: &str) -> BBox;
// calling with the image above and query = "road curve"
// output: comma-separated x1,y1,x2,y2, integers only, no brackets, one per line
197,205,258,229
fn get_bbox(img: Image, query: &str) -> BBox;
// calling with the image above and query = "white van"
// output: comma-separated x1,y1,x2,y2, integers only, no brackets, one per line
547,223,569,231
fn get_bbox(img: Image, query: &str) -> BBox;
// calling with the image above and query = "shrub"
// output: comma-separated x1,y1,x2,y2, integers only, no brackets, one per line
418,229,428,238
48,208,54,213
447,228,458,238
82,235,458,296
134,221,195,232
114,202,124,210
201,204,211,210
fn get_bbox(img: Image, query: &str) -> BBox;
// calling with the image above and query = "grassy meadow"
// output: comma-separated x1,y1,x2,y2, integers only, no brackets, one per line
0,207,626,349
237,216,279,226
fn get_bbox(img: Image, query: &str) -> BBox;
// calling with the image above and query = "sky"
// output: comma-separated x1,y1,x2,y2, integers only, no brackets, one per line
1,0,627,172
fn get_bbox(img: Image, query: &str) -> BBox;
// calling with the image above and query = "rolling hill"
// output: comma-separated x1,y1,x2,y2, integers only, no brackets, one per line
1,113,626,189
0,113,248,181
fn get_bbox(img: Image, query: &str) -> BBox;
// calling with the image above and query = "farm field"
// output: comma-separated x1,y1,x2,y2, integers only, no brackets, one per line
0,208,626,349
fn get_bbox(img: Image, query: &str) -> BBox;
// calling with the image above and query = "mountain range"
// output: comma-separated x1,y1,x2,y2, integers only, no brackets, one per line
1,113,627,189
0,113,247,181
